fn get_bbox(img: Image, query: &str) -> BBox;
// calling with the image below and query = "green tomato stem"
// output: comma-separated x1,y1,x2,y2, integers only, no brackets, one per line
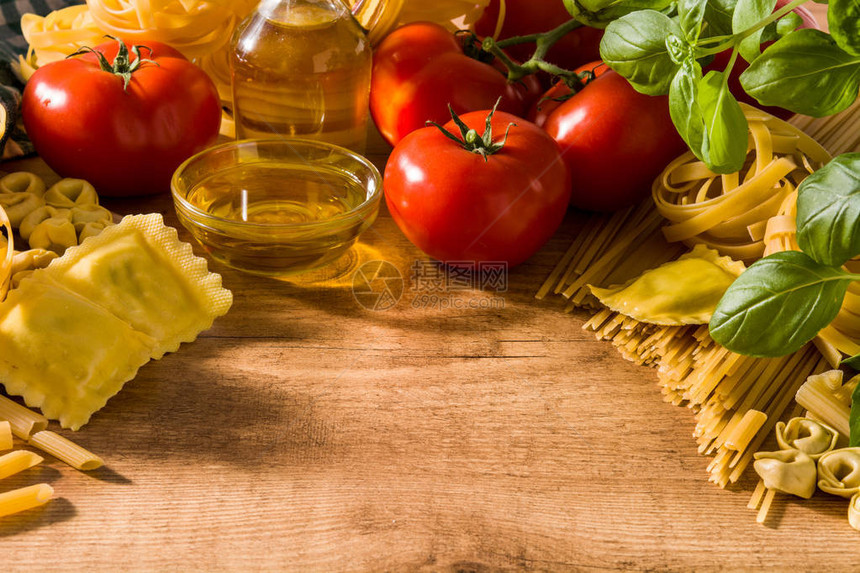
483,17,583,82
426,100,514,162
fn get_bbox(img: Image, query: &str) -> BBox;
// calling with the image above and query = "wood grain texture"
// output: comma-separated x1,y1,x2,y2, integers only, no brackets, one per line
5,7,860,568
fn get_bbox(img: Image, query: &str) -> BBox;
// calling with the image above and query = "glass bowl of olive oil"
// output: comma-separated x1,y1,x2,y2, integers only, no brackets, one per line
171,138,382,277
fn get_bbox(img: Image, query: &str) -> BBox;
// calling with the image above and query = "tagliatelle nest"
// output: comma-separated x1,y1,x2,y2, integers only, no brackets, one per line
652,104,831,265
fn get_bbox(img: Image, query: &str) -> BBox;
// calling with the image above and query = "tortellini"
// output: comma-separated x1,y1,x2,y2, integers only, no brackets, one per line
850,493,860,531
588,244,746,325
753,449,817,499
0,172,114,258
817,448,860,499
43,178,98,208
0,172,46,228
775,418,839,460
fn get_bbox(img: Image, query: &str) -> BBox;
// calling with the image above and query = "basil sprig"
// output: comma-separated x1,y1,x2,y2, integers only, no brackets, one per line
597,0,860,174
709,154,860,358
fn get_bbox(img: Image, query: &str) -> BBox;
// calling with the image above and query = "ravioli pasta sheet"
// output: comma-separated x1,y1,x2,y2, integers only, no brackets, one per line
43,214,233,359
0,213,232,430
0,277,156,430
588,245,745,326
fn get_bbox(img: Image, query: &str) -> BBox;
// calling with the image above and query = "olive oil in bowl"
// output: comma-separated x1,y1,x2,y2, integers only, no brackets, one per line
172,139,382,277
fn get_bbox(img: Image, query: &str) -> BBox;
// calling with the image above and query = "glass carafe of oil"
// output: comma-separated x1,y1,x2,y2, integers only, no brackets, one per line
230,0,378,152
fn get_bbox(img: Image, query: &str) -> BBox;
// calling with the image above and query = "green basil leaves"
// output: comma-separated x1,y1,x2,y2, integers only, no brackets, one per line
599,10,681,95
732,0,778,63
598,0,860,173
740,29,860,117
829,0,860,56
796,154,860,267
709,251,856,357
711,155,860,358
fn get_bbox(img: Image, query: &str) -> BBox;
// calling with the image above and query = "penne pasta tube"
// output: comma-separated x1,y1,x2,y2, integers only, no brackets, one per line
0,483,53,518
0,450,43,480
28,431,103,471
0,421,11,451
0,395,48,439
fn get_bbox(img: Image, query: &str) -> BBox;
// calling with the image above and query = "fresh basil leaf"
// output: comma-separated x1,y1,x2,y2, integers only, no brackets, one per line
851,382,860,447
843,353,860,371
733,0,778,63
679,0,709,40
666,34,691,65
697,70,749,173
704,0,736,36
775,12,803,37
796,153,860,267
829,0,860,55
709,251,853,357
669,59,706,156
740,29,860,117
600,10,682,95
760,21,779,43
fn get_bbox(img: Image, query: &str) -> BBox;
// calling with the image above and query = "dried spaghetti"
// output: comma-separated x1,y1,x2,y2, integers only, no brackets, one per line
539,105,849,487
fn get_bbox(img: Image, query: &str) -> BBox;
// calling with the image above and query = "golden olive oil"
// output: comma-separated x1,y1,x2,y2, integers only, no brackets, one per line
230,0,372,152
184,161,371,275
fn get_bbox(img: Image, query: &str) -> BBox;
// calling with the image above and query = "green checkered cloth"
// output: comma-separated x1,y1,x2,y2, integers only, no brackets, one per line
0,0,80,159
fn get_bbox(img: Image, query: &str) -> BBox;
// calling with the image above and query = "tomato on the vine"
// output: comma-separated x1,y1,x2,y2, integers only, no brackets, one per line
528,60,609,127
543,70,686,212
370,22,541,147
474,0,603,73
384,107,570,267
22,37,221,197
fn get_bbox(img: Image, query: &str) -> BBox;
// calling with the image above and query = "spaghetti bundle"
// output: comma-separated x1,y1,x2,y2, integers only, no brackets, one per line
539,105,848,487
581,309,828,487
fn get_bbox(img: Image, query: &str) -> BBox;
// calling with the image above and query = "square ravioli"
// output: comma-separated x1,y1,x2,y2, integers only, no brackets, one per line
0,276,157,430
43,213,233,359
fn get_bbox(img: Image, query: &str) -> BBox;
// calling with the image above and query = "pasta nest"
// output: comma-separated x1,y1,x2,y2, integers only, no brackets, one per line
652,104,831,265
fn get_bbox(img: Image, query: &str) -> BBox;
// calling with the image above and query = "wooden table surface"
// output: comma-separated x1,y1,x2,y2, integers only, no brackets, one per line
6,6,860,570
1,125,856,572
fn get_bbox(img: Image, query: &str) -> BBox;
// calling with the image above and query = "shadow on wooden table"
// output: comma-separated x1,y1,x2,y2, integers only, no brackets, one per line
0,497,76,537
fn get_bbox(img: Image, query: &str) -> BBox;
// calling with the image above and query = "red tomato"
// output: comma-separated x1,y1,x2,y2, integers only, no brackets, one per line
543,70,686,212
528,60,609,127
474,0,603,72
706,0,819,120
370,22,541,147
22,38,221,197
384,109,571,267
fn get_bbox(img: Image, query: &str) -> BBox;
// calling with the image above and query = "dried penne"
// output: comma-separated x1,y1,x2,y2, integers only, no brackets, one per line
28,431,103,471
0,395,48,439
0,421,11,451
0,450,43,480
0,483,53,518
